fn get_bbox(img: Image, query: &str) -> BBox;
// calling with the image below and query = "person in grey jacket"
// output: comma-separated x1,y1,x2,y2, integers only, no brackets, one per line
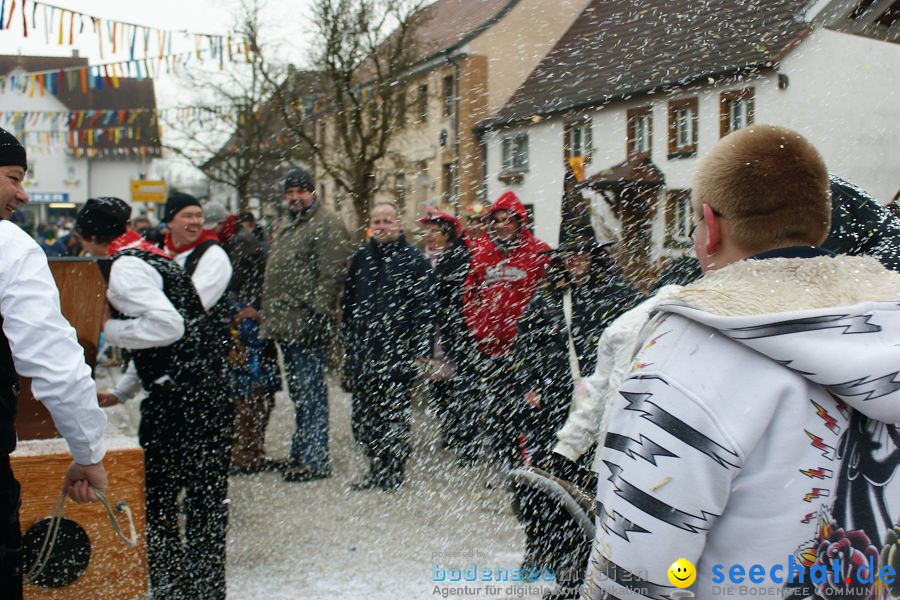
255,168,353,482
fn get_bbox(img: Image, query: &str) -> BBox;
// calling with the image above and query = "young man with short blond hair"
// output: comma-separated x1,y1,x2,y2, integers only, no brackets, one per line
586,125,900,600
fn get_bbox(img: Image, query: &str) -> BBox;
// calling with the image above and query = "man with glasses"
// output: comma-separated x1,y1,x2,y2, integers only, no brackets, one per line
463,191,550,463
585,125,900,600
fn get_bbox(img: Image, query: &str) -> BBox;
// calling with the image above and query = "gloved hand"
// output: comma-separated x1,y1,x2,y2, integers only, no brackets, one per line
538,451,580,482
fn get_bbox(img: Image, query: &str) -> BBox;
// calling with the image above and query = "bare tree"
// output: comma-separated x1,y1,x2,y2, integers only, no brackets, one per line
267,0,429,233
162,0,306,212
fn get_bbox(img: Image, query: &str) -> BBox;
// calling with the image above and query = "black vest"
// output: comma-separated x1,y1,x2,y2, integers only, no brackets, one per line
183,240,232,347
112,248,218,388
0,321,18,456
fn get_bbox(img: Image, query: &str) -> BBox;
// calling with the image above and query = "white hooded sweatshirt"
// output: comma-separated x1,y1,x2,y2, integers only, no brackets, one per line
586,255,900,600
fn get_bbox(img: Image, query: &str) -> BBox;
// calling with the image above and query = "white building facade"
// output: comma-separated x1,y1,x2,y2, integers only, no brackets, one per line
482,26,900,262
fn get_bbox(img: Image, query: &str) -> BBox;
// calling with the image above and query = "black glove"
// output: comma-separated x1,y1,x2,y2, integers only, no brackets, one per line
539,451,580,482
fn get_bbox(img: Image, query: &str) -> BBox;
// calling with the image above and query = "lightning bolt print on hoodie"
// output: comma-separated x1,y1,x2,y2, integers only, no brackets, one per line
588,255,900,600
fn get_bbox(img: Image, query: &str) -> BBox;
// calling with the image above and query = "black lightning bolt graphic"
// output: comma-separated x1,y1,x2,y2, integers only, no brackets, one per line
827,371,900,402
726,314,881,339
593,554,679,600
596,500,651,542
604,461,719,533
605,432,678,466
621,391,740,469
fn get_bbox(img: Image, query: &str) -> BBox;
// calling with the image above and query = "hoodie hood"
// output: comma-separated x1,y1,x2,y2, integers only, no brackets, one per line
657,255,900,423
489,191,529,226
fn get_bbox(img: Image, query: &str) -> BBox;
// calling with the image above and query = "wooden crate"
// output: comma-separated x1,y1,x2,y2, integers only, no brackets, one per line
12,436,148,599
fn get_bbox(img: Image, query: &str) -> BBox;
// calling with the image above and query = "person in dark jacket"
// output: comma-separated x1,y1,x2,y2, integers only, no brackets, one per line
510,237,642,596
418,211,476,460
825,174,900,271
213,211,282,474
342,201,436,491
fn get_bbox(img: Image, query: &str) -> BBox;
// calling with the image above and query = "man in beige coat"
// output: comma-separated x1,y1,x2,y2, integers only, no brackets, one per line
256,167,352,482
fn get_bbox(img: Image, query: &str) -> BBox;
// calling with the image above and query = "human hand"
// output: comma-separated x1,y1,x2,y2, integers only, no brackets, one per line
63,462,108,503
97,392,119,407
525,391,542,409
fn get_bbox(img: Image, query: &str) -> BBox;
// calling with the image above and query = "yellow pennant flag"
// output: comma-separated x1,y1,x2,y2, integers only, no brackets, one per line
58,8,65,45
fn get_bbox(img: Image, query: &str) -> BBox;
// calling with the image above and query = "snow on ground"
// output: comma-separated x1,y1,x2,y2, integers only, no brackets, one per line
97,364,559,600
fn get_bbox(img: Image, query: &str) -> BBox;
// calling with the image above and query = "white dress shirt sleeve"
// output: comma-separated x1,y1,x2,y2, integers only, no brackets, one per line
112,361,143,403
0,222,107,465
176,245,232,311
103,255,184,349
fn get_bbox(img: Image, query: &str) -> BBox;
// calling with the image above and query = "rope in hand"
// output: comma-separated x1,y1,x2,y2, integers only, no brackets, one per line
23,486,138,584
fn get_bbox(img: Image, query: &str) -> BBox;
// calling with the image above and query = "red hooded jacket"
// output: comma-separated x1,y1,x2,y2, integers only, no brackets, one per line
463,191,550,357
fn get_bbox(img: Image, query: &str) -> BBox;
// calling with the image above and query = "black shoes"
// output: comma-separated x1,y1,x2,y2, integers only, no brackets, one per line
349,461,405,492
282,464,332,482
349,471,383,491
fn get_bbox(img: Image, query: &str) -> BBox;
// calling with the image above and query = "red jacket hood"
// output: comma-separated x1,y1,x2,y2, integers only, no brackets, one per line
490,191,529,226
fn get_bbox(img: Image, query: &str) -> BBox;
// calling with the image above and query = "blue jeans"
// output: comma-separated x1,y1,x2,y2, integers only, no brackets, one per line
281,344,329,470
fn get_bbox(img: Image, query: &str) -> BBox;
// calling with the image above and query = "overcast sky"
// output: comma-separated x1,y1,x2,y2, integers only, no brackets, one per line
0,0,315,107
0,0,315,182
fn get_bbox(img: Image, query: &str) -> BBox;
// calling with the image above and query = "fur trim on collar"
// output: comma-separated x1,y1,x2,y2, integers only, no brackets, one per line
670,255,900,317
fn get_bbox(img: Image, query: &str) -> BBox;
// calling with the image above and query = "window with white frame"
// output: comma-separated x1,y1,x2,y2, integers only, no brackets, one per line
666,189,693,246
501,133,529,172
627,107,652,157
564,117,594,163
668,97,698,158
720,88,755,137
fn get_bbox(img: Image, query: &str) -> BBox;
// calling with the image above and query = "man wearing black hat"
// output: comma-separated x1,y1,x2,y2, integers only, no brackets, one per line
79,197,233,598
254,166,352,482
0,128,108,597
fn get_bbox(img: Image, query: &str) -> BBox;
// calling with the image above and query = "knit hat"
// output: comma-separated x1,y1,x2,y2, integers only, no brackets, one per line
75,197,132,238
163,191,202,223
0,127,27,170
203,201,229,226
283,167,315,192
418,211,462,237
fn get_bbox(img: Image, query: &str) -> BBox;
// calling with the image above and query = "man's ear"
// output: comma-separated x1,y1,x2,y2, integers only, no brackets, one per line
703,203,722,257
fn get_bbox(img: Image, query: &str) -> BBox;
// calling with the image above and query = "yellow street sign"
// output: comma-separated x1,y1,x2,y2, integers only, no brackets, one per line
130,180,167,203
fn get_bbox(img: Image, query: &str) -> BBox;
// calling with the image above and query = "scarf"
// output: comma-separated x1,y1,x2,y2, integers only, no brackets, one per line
107,230,170,258
163,228,220,255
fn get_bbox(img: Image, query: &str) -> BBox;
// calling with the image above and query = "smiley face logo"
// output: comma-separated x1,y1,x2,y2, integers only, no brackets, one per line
667,558,696,588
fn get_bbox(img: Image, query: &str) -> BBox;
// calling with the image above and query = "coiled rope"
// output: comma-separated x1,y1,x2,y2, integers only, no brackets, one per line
24,487,138,584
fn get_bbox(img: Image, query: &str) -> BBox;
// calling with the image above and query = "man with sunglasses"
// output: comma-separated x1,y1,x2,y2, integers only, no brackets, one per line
463,191,550,463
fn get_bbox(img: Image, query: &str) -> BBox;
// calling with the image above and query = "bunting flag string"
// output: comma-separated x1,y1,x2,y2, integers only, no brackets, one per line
0,38,252,98
2,0,234,64
0,104,245,130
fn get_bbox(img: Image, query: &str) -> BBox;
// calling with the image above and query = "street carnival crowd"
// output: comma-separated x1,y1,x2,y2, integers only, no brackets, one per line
1,123,900,600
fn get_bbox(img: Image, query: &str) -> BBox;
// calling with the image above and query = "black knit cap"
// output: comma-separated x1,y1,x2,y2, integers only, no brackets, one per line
283,167,314,192
75,197,132,238
0,127,27,170
163,191,202,223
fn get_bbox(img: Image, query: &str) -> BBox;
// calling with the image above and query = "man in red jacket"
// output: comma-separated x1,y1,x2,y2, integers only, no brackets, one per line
463,191,550,463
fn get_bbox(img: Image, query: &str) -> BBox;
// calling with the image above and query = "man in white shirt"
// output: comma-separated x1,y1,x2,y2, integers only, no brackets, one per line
78,197,233,599
109,193,234,405
0,128,108,597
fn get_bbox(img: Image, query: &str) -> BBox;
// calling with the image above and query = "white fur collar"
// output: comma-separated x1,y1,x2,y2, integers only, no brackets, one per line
669,255,900,317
